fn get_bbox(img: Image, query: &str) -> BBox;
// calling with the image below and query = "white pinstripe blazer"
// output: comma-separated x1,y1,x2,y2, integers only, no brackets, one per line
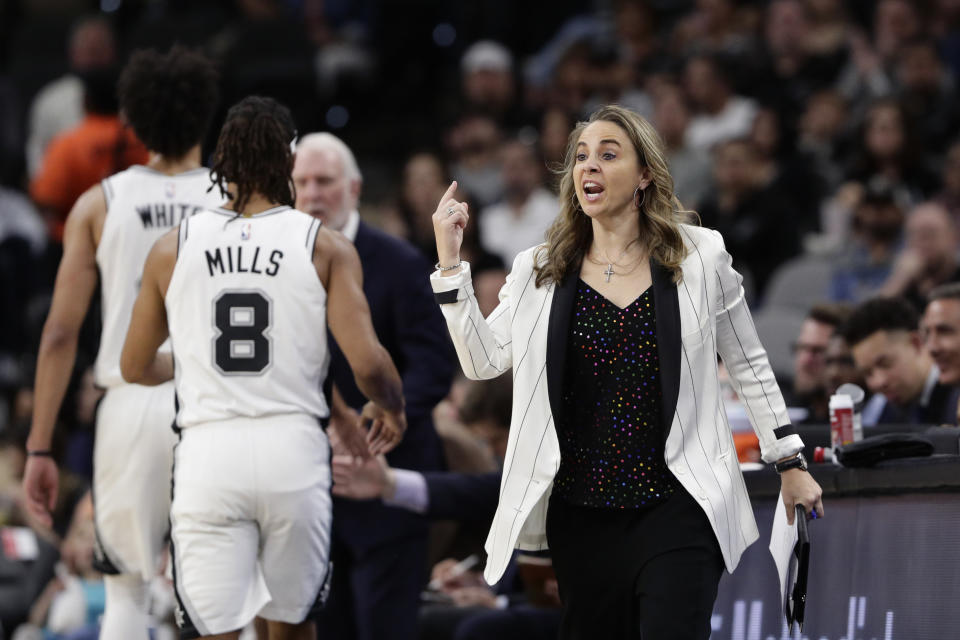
430,224,804,585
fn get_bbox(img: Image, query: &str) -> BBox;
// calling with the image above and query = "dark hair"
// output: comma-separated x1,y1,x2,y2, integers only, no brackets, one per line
459,376,513,430
118,45,219,157
210,96,297,213
807,302,852,330
842,297,919,347
928,282,960,304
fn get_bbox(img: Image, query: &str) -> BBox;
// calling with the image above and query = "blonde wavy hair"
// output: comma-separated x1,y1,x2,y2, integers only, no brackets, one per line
534,104,696,287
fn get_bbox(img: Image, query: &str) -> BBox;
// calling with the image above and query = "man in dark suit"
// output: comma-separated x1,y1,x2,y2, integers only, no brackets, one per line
293,132,455,640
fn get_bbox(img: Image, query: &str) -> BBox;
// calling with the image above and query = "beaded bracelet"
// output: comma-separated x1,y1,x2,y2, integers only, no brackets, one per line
435,261,462,272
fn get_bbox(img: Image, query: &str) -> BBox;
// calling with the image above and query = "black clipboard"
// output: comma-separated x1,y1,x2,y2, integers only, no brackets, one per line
786,504,810,632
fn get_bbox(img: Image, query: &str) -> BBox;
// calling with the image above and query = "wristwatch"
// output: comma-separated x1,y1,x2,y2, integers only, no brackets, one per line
774,452,808,473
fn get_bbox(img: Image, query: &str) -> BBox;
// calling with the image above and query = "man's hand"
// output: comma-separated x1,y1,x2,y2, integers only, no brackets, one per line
331,454,393,500
450,586,498,608
22,455,59,529
430,557,486,593
361,400,406,455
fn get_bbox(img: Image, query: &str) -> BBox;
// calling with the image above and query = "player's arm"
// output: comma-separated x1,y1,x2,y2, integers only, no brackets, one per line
317,228,406,454
24,186,104,527
120,230,178,385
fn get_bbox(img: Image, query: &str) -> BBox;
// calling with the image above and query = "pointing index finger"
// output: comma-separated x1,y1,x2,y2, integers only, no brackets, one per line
440,181,458,205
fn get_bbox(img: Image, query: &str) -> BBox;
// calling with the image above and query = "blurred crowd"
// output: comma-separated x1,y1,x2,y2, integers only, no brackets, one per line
2,0,960,637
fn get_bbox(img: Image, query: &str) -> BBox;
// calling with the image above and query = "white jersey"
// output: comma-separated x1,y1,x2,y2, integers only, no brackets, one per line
166,206,330,428
95,166,222,388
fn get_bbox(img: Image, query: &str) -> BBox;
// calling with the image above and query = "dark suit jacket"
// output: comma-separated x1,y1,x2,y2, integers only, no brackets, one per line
423,471,501,522
877,380,960,426
328,221,456,551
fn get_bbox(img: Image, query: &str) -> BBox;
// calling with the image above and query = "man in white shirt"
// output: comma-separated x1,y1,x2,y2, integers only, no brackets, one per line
682,54,758,152
479,139,558,266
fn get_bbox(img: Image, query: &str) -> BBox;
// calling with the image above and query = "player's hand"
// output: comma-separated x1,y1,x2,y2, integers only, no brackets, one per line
432,181,468,270
328,406,371,459
331,454,391,500
780,467,824,524
22,455,59,529
361,401,406,455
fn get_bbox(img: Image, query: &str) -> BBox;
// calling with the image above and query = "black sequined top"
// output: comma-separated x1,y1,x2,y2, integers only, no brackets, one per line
554,280,678,509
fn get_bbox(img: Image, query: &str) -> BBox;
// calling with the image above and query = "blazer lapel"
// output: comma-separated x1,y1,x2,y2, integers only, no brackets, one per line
651,258,680,445
546,270,578,428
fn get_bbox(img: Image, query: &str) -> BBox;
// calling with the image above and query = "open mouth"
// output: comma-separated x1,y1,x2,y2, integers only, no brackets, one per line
582,181,605,202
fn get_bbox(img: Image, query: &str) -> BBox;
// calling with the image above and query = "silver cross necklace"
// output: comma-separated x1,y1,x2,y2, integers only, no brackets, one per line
589,239,641,282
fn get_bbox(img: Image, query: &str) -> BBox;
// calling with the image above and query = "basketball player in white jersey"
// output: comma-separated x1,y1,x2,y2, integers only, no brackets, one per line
120,96,406,640
22,46,222,639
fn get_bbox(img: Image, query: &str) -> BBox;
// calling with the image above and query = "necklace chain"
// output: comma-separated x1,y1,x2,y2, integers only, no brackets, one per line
587,239,644,282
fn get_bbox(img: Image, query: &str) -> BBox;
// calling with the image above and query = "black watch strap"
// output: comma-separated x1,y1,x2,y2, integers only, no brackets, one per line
775,453,807,473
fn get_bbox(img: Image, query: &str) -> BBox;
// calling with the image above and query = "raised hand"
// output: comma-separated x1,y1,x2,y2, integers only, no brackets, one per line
432,181,469,272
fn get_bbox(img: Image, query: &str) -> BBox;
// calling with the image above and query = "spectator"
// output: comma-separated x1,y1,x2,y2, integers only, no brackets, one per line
844,296,959,425
29,68,149,244
25,15,117,179
397,152,456,259
749,106,823,234
803,0,850,58
652,84,712,210
19,492,104,640
446,114,504,208
936,139,960,224
880,202,960,312
545,43,593,117
836,0,922,109
828,179,904,303
751,0,844,129
613,0,661,70
894,38,959,156
670,0,758,60
923,283,960,394
797,90,849,196
823,332,885,426
539,108,574,170
0,188,47,385
479,139,558,267
844,98,939,206
697,138,801,297
458,41,525,129
787,303,850,423
682,54,758,151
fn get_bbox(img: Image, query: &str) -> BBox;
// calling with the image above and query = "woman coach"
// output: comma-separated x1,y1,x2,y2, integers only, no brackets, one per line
429,105,823,639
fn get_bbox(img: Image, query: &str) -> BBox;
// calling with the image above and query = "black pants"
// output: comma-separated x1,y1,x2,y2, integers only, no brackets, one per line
546,489,724,639
314,533,427,640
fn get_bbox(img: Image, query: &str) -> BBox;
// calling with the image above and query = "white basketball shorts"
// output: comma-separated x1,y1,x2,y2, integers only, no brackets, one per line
93,381,177,578
169,415,332,636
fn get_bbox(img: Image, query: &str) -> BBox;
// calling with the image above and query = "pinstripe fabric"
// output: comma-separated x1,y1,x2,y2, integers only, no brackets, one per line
430,225,804,585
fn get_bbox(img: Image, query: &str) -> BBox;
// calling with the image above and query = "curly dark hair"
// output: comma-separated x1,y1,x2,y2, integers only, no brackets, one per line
210,96,297,214
117,45,219,157
841,297,919,347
